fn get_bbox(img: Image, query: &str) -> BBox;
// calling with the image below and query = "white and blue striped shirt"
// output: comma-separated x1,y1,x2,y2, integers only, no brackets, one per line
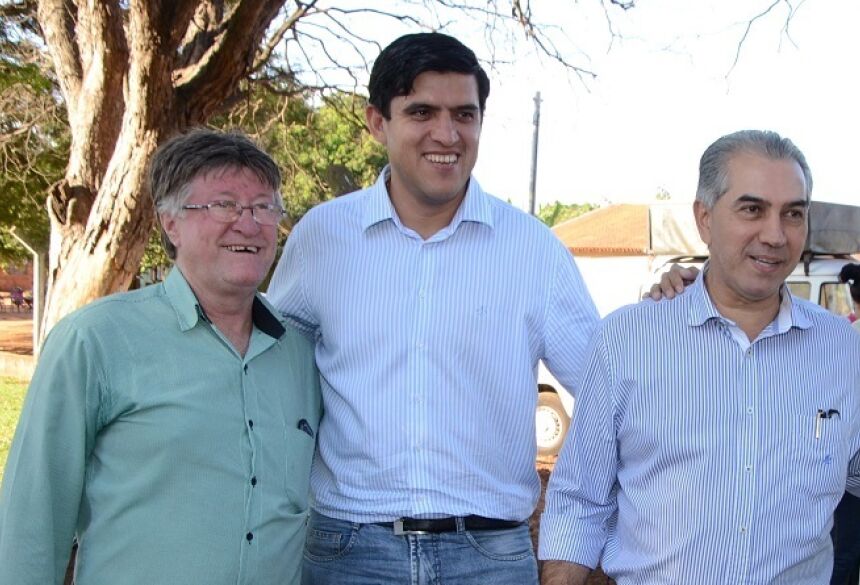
540,272,860,584
267,168,599,522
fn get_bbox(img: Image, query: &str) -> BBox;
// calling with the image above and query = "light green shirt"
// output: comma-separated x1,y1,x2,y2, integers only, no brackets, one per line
0,268,321,585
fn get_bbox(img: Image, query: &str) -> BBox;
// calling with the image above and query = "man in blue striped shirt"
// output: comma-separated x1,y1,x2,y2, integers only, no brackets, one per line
267,33,602,584
540,130,860,584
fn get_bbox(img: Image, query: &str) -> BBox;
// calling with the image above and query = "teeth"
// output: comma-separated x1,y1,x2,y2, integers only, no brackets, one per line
226,245,259,253
753,257,779,265
425,153,458,164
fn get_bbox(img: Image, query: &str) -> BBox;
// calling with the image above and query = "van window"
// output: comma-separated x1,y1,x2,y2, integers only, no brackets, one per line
820,282,852,317
787,282,811,301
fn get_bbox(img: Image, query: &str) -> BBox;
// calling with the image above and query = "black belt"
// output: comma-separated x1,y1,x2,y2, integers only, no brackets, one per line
378,516,524,535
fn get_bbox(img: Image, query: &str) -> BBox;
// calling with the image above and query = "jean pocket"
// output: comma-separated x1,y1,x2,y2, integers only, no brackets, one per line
304,514,359,562
465,525,533,561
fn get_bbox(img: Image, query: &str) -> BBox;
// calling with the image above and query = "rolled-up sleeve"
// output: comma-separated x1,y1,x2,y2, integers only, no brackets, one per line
539,324,618,567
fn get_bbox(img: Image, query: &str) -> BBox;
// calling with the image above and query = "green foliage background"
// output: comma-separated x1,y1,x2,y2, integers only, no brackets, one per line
0,12,66,264
0,377,27,486
537,201,598,227
139,90,387,272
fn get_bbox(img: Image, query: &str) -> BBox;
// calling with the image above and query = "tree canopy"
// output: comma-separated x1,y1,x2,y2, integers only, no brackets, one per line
0,3,65,263
0,0,798,338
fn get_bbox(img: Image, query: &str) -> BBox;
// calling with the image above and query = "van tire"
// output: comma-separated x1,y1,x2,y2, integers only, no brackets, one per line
536,391,570,457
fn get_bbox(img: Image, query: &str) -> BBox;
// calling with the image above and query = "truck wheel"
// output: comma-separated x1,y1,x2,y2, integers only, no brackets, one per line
536,392,570,457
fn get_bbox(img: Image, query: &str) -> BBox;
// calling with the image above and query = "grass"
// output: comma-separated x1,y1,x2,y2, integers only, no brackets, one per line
0,377,28,486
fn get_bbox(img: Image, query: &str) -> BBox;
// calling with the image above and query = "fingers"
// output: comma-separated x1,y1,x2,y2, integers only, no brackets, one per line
644,283,666,301
644,263,702,302
679,266,701,283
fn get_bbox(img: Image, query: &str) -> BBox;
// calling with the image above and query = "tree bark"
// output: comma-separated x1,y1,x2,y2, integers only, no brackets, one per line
36,0,287,339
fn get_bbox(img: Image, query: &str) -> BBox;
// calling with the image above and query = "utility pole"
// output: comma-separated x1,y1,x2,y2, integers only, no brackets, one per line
9,227,46,357
528,91,542,216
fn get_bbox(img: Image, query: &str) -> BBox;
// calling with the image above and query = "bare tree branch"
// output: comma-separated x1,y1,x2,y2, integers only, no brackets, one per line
252,0,317,72
175,0,286,122
608,0,635,10
726,0,782,78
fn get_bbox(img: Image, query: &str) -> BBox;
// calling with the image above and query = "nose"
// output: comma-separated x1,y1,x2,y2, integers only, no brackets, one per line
429,113,458,145
232,206,261,233
759,213,787,247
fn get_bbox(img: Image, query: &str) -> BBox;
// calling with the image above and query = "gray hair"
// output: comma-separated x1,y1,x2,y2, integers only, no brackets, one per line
696,129,812,208
149,128,282,259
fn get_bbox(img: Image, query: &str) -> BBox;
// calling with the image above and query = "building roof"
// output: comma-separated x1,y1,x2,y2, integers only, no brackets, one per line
552,204,651,256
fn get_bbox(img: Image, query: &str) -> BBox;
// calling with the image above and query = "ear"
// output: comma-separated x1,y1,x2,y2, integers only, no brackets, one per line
693,200,712,247
159,212,181,250
365,105,388,146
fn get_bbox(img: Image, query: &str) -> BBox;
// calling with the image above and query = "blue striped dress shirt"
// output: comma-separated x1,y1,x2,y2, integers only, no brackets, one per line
267,168,599,522
540,272,860,584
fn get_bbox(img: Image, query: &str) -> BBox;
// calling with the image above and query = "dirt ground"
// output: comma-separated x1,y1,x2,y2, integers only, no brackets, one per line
0,311,33,356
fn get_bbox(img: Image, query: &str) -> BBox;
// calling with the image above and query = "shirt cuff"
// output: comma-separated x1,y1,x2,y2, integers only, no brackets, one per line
537,511,606,568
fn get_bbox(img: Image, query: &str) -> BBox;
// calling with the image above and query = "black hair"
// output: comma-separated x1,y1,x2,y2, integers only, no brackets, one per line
368,32,491,119
840,263,860,305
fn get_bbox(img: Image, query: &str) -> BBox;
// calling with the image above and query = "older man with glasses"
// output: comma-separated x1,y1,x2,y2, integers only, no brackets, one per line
0,129,321,585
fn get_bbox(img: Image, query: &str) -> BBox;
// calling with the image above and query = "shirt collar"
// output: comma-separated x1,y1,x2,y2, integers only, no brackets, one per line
361,165,494,233
163,267,286,339
687,264,812,332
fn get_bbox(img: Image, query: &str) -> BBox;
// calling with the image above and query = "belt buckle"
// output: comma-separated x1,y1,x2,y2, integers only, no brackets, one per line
393,519,428,536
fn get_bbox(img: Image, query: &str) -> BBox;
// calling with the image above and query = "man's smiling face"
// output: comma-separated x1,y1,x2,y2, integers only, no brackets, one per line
366,70,482,221
161,166,279,303
695,150,809,310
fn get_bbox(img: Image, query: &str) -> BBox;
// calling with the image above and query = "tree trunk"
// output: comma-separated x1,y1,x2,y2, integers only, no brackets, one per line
35,0,289,341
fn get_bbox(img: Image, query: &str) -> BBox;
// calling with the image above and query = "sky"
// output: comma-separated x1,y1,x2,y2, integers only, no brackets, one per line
452,0,859,212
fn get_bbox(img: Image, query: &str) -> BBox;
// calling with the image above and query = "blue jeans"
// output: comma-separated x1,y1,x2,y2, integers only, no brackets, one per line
302,510,539,585
832,493,860,585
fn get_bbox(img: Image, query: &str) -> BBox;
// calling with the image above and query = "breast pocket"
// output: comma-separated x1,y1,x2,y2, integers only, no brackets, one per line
787,414,847,509
285,423,316,510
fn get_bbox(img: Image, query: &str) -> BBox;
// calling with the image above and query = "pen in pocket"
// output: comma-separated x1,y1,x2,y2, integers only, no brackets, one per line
814,408,840,440
297,418,314,438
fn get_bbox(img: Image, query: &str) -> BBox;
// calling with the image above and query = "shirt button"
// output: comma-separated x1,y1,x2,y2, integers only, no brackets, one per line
740,526,747,533
251,476,257,486
248,420,254,429
746,407,753,415
416,341,425,349
246,532,254,542
418,289,426,299
744,465,752,473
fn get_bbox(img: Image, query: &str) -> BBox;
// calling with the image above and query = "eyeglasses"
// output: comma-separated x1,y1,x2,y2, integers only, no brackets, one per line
181,201,285,226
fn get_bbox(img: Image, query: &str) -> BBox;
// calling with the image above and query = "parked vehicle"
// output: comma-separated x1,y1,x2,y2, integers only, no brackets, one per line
535,201,860,456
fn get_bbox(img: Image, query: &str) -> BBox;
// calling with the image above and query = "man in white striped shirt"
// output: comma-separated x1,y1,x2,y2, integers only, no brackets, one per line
268,32,602,584
540,129,860,584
